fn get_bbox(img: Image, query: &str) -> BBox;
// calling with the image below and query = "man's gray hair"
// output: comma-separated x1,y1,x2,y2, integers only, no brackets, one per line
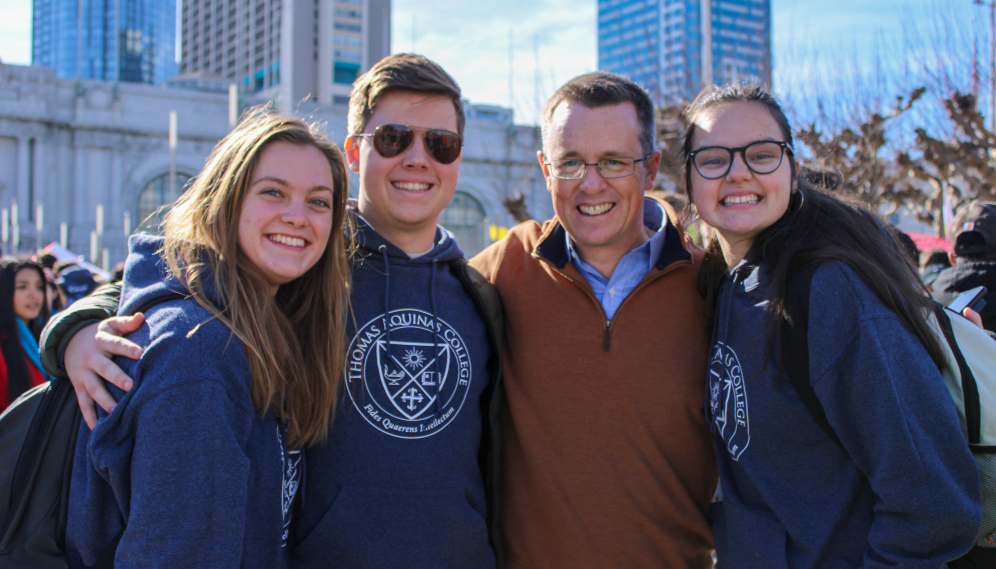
540,71,656,157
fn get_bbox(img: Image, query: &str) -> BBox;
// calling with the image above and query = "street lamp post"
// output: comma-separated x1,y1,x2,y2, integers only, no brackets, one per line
976,0,996,132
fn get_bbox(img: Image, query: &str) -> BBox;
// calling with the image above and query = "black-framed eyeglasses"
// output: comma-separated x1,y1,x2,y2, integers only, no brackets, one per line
687,141,793,180
544,153,654,180
352,124,463,164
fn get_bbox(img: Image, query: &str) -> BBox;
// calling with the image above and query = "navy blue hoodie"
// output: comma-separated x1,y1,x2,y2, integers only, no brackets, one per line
708,260,981,569
290,215,495,569
66,234,302,569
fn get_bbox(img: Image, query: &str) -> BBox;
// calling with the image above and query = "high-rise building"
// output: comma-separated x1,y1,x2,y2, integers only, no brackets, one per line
31,0,177,84
178,0,391,105
598,0,771,104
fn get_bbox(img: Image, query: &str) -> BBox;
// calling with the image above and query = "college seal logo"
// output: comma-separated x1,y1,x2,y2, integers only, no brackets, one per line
709,341,750,460
345,309,471,439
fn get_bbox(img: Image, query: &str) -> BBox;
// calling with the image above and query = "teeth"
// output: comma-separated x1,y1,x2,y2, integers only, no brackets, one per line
579,203,613,216
269,234,305,247
723,195,760,206
393,182,431,192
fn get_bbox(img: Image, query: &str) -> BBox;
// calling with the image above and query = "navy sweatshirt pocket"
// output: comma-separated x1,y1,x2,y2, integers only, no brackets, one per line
291,485,494,569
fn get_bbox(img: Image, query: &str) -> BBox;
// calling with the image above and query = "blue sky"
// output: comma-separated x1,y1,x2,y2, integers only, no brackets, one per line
0,0,978,125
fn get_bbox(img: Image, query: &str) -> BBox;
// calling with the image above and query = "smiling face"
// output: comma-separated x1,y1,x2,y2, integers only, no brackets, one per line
345,90,461,254
237,141,336,292
13,267,44,321
540,101,660,270
688,101,794,266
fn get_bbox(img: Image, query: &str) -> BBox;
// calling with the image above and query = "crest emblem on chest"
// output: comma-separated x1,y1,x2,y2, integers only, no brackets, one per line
345,309,472,439
709,341,751,460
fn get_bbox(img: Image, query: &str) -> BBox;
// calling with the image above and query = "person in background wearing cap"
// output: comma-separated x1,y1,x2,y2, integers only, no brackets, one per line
53,262,99,308
932,201,996,333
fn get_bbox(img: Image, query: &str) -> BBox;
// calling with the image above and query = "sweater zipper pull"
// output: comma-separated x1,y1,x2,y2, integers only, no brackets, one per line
603,320,611,351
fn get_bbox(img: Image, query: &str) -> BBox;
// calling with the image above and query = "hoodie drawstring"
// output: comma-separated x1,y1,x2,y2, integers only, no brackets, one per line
379,245,392,351
430,260,440,417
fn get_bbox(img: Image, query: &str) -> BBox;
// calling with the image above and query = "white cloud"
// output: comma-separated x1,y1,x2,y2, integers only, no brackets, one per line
392,0,597,125
0,0,31,65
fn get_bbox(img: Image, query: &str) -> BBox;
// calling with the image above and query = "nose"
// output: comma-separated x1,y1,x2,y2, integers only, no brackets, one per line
726,150,752,182
281,196,308,228
401,134,431,170
577,162,609,193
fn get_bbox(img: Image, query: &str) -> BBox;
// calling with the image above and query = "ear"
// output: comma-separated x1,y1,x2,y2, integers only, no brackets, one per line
537,150,554,193
643,150,662,192
949,251,957,266
345,136,361,174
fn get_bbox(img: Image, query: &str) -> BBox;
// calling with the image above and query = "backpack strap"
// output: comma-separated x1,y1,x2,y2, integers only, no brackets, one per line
446,256,506,569
933,304,983,445
782,264,845,449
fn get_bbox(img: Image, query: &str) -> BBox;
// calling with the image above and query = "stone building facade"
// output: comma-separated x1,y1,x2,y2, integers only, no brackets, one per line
0,63,552,264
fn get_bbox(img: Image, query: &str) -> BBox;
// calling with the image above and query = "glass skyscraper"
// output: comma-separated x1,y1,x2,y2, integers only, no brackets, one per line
598,0,771,104
32,0,177,84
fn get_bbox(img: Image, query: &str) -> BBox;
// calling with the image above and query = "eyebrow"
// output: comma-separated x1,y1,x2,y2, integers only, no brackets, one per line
692,137,783,151
556,149,631,159
253,176,334,193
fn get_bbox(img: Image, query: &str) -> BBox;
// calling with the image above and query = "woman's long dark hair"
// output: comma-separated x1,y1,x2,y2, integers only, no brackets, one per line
684,82,945,368
1,258,51,403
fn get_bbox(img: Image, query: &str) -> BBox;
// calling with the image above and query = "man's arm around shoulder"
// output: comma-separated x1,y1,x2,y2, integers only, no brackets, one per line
40,282,123,378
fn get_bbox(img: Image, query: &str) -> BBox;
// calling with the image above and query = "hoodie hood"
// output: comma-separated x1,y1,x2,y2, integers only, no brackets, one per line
118,234,217,317
352,211,466,264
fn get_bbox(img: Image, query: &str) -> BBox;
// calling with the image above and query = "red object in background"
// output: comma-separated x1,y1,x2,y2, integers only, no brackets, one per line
0,354,46,411
906,231,951,252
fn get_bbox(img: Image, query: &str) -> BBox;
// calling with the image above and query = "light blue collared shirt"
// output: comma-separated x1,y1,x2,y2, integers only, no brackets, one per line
566,198,667,321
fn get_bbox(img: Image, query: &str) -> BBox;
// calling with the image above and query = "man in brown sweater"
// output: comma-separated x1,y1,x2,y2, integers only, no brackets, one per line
470,72,717,568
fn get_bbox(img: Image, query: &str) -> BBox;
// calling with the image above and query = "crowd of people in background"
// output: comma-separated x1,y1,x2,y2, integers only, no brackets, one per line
0,252,104,410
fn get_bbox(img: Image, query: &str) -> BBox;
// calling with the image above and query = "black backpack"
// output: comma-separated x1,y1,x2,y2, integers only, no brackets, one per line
0,378,82,569
0,292,186,568
782,266,996,567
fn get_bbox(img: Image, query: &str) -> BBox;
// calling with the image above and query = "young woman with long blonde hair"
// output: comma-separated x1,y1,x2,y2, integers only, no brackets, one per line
65,110,351,569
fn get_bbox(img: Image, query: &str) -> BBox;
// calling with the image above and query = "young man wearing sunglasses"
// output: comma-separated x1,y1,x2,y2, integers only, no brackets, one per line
470,72,716,568
39,54,503,569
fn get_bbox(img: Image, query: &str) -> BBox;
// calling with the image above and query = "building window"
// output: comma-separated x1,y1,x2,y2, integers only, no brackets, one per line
334,7,362,18
334,35,362,47
440,191,488,257
136,173,193,233
334,21,362,32
334,62,359,85
334,48,362,62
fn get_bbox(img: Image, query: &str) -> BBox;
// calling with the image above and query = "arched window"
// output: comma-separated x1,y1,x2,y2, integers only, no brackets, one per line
440,191,488,257
136,173,192,233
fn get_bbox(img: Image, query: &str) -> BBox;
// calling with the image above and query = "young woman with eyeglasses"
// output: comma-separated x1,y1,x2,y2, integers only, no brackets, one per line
684,83,982,568
65,110,351,568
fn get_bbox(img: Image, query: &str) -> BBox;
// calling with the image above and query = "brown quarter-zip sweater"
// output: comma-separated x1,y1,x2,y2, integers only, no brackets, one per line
470,204,716,569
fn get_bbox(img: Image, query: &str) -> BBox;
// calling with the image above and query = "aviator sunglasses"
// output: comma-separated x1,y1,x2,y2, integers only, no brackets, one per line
353,124,463,165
